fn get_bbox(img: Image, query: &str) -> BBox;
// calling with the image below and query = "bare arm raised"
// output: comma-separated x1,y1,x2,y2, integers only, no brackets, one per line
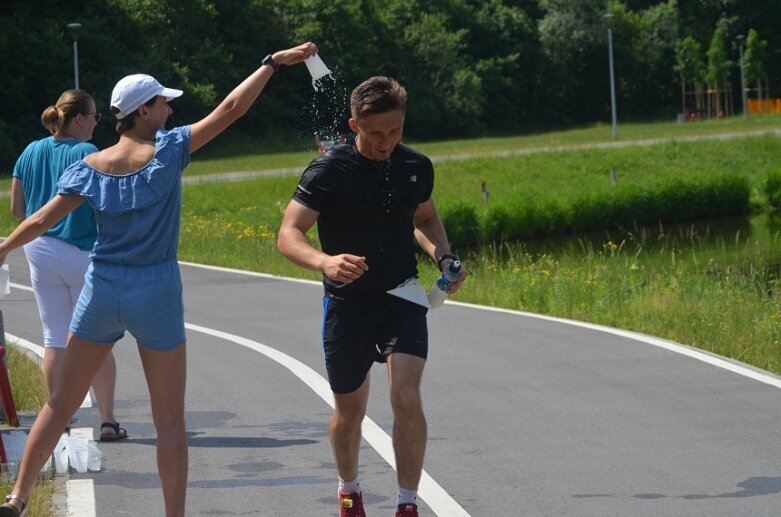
189,42,317,153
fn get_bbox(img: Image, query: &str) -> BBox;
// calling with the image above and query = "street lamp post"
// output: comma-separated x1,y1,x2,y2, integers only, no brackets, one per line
66,23,82,90
604,14,618,140
737,35,748,119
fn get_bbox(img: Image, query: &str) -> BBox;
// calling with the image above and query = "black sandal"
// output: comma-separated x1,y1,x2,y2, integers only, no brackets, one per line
0,494,27,516
99,422,128,442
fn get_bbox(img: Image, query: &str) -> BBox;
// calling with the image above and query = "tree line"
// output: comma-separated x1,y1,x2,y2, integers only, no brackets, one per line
1,0,778,171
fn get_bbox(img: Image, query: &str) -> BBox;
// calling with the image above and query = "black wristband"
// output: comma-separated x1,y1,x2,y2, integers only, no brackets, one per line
436,253,459,271
261,54,281,72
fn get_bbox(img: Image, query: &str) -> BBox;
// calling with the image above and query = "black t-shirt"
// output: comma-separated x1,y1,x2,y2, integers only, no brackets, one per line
293,142,434,298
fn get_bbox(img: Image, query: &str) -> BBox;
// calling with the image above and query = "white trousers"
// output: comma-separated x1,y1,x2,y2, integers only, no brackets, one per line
23,236,90,349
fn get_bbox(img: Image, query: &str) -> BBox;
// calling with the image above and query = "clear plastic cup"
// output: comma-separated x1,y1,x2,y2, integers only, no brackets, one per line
87,441,102,472
67,436,89,473
54,447,69,474
304,54,331,82
69,446,88,473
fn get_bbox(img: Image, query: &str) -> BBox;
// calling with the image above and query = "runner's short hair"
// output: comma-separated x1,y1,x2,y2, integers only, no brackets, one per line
350,76,407,120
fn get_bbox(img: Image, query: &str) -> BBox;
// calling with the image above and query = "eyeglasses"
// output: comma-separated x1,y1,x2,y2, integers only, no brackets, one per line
84,112,102,123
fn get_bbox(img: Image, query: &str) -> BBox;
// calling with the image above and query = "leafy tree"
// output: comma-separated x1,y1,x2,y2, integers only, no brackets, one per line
674,36,706,113
706,25,729,115
538,0,610,123
464,0,535,132
744,28,769,104
611,0,679,118
1,0,780,171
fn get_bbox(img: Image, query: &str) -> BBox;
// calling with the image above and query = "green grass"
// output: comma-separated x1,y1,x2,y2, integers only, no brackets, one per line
434,136,780,207
457,235,781,373
6,345,47,411
1,346,52,517
1,114,778,183
185,149,315,176
412,113,781,156
0,480,54,517
181,114,781,176
175,136,781,377
1,119,781,377
0,113,773,517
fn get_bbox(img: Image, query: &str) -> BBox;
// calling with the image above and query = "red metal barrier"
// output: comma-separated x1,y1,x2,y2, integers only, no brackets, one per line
0,311,16,464
0,347,19,429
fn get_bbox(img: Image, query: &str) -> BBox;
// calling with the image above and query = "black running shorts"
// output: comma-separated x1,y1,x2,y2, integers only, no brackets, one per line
321,294,428,394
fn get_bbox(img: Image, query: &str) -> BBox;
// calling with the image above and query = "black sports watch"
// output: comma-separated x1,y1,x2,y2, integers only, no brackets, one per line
261,54,280,72
436,253,459,271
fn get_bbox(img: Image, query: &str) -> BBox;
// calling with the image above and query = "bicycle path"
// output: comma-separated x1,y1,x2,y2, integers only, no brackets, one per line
3,250,781,516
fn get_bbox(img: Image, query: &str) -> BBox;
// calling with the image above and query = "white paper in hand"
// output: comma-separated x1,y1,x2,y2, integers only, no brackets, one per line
386,277,431,309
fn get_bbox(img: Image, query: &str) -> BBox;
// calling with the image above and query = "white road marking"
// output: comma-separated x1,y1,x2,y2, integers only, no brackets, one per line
4,297,94,410
448,300,781,390
7,279,469,516
185,322,471,517
3,328,96,517
7,282,93,404
67,479,96,517
8,259,781,517
180,262,781,391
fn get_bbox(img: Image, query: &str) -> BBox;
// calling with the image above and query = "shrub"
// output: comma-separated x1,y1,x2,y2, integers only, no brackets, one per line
764,170,781,210
482,205,513,243
441,202,480,247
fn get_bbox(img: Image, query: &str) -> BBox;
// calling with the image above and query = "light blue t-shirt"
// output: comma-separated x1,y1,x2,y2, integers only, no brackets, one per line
57,126,191,266
13,137,99,251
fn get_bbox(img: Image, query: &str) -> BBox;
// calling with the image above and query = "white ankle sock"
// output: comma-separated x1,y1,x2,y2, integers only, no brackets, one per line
397,487,418,506
339,476,361,495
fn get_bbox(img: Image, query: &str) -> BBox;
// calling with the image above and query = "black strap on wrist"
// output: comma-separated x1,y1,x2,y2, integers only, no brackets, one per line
261,54,281,72
436,253,459,271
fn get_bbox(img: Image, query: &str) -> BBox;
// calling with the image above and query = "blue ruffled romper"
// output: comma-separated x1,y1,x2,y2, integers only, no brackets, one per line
57,126,191,350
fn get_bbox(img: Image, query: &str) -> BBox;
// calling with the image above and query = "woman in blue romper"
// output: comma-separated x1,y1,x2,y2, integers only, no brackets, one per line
0,42,318,517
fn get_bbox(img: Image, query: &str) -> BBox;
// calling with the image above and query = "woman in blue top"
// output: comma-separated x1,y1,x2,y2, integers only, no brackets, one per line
11,89,125,442
0,41,318,517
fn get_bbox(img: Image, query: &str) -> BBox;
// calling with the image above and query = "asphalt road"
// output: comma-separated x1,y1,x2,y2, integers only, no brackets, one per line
3,248,781,516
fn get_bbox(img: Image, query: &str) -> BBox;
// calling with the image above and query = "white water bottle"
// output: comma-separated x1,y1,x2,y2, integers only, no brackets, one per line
427,260,462,309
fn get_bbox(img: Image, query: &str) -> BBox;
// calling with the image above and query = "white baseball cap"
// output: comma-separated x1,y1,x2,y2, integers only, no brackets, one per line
110,74,183,119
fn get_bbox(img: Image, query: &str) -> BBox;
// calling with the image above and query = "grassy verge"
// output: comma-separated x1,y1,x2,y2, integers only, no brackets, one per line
7,344,47,410
0,118,777,517
170,137,781,375
2,345,52,517
460,236,781,373
181,113,781,176
0,480,54,516
0,126,779,378
2,114,777,184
